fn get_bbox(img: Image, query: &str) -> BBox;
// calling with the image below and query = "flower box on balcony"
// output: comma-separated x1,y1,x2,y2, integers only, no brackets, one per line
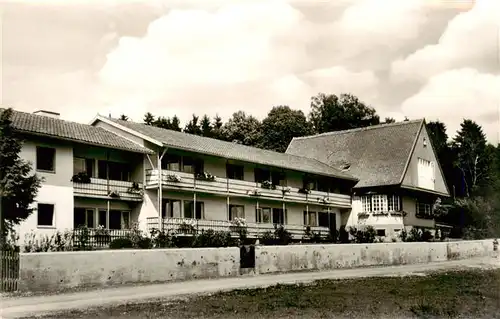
247,188,262,196
166,174,182,182
357,212,370,218
260,180,276,190
282,187,291,195
71,172,91,184
298,187,311,194
128,182,144,195
108,189,121,198
195,172,216,181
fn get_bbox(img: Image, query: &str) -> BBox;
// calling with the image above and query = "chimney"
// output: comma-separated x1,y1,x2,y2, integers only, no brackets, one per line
33,110,60,119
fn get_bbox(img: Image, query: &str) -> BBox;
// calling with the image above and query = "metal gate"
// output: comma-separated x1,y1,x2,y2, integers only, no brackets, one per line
1,250,19,292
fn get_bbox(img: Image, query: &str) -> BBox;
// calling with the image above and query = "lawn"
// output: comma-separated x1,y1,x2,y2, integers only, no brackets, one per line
23,269,500,319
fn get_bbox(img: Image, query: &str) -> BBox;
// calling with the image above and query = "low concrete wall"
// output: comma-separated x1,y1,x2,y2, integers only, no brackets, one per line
255,240,494,274
19,247,240,292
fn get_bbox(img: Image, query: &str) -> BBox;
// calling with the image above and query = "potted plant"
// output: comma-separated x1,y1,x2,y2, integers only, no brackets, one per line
128,182,144,196
298,187,311,194
260,180,276,190
247,188,261,196
166,174,182,182
71,172,91,183
195,171,216,181
108,189,120,198
282,186,291,195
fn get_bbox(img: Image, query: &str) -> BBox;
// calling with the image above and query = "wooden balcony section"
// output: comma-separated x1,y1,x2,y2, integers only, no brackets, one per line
73,178,144,201
145,169,351,208
146,217,331,240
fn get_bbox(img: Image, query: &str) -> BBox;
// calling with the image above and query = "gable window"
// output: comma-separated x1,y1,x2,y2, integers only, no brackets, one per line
37,203,55,227
416,201,433,219
36,147,56,172
254,168,271,183
387,195,400,211
256,207,271,223
162,199,182,218
418,158,435,190
226,164,244,180
303,211,317,226
184,200,204,219
229,205,245,220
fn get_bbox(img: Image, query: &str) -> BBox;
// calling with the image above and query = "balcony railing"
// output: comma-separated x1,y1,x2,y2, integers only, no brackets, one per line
72,228,134,248
146,217,331,240
73,178,144,201
145,169,351,208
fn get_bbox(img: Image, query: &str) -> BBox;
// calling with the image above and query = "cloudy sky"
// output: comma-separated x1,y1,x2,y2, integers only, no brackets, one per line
2,0,499,143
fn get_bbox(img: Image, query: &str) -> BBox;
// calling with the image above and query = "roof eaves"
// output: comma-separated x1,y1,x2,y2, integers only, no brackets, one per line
16,129,155,154
92,115,163,146
400,185,451,198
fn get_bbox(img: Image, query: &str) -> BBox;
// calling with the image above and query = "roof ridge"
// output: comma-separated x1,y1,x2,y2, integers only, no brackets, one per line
7,108,98,128
293,119,425,141
110,118,357,179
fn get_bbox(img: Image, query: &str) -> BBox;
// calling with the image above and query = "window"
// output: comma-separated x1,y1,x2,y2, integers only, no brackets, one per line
303,211,317,226
376,229,386,237
387,195,400,211
163,154,181,171
318,212,330,228
36,147,56,172
226,164,244,180
73,158,95,176
162,199,182,218
372,195,387,213
271,171,286,186
109,210,130,229
317,177,331,192
184,200,204,219
254,168,270,183
73,208,95,228
37,203,55,227
418,158,435,190
229,205,245,220
303,176,316,191
98,210,107,228
98,161,130,181
361,196,371,212
272,208,287,224
416,202,433,218
183,157,204,174
256,207,271,223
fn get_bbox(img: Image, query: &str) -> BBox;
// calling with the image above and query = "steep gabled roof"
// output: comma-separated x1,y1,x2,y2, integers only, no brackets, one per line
93,116,358,181
286,120,425,188
3,109,154,154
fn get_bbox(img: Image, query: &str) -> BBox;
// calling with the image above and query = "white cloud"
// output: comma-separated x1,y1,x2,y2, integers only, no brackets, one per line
401,68,500,143
391,0,500,81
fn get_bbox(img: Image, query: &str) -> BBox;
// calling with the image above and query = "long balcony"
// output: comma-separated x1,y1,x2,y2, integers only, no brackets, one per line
145,169,351,208
146,217,331,240
73,178,144,201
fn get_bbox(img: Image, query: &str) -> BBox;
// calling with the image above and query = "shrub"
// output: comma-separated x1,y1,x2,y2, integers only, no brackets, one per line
23,231,74,252
349,226,376,243
338,226,350,243
150,228,174,248
274,224,292,245
259,231,276,245
192,229,233,248
109,237,133,249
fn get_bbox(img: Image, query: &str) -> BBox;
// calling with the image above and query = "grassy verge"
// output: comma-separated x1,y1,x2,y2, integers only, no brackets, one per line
22,269,500,319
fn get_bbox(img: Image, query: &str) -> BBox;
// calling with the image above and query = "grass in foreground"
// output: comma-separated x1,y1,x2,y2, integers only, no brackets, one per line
24,269,500,319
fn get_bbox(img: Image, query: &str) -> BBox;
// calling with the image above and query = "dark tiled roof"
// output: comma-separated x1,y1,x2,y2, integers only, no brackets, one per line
103,117,358,181
285,120,424,188
3,109,153,154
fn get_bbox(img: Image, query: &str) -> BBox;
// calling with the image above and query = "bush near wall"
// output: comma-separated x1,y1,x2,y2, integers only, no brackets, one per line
20,222,468,253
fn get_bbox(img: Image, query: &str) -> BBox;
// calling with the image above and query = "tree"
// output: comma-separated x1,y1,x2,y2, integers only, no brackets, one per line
0,108,42,246
212,115,224,140
171,116,181,132
200,115,213,137
143,112,155,125
119,114,129,121
451,120,492,197
184,114,202,135
222,111,262,146
259,106,313,152
384,117,396,124
309,93,380,133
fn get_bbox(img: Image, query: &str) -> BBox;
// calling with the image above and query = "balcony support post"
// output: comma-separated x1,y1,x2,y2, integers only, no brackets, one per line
158,147,168,232
225,158,229,220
